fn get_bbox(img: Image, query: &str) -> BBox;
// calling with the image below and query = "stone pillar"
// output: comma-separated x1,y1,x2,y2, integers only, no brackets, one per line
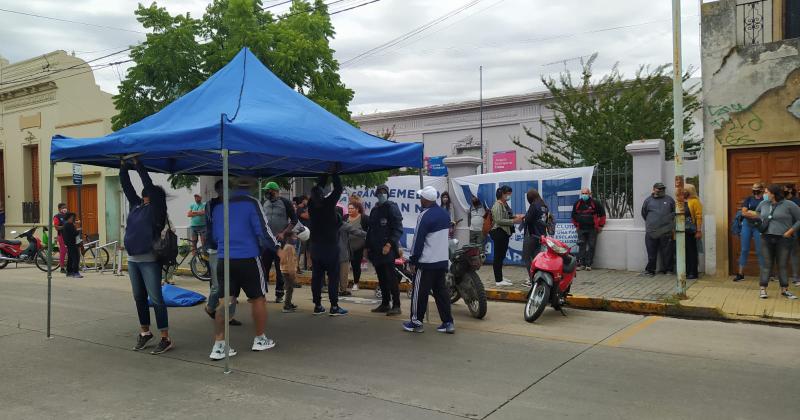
625,139,666,228
443,156,482,246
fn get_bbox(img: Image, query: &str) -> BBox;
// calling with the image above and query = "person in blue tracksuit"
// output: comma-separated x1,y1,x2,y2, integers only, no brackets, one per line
207,177,278,360
403,186,455,334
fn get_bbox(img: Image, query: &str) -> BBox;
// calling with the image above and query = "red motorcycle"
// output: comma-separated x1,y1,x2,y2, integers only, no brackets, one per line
0,226,55,272
524,236,577,323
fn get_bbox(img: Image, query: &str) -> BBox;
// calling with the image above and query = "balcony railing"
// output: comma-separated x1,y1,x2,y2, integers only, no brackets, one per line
737,0,773,46
22,201,40,224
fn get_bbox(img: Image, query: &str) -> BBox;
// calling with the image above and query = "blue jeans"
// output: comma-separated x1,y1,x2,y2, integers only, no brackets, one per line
738,222,765,269
128,261,169,330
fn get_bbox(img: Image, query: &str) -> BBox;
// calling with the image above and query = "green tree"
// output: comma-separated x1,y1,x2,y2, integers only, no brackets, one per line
113,0,387,189
513,54,700,217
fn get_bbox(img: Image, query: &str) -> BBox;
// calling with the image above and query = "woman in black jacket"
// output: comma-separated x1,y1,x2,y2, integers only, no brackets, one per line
120,157,173,355
521,189,549,286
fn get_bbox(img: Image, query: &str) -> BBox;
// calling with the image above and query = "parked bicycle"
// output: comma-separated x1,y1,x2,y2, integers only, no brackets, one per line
161,238,211,283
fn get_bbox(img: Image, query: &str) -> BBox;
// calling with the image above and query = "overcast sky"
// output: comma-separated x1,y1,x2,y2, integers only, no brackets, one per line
0,0,704,115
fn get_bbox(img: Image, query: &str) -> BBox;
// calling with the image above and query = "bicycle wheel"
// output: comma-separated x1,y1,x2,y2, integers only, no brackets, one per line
82,247,110,269
190,254,211,282
36,250,58,272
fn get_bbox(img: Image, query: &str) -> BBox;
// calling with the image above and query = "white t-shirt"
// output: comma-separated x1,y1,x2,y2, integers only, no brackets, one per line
469,206,486,232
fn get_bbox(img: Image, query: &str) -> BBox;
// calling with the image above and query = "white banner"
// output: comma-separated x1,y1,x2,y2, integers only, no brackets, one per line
451,167,594,264
339,176,448,250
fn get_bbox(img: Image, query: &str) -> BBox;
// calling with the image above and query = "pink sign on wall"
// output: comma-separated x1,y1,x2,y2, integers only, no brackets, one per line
492,150,517,172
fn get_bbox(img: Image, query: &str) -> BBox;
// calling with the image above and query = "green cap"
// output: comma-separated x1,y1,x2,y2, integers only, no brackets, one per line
264,181,280,191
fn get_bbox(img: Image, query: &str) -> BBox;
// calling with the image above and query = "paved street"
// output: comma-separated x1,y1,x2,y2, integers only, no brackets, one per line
1,266,798,419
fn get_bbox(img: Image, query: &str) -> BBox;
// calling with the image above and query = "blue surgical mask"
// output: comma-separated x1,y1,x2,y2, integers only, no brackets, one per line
763,193,770,202
580,194,590,201
377,193,388,204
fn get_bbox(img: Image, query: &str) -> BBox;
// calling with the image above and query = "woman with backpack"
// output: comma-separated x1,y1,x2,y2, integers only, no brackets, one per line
345,202,369,293
744,184,800,300
120,157,173,355
490,185,524,287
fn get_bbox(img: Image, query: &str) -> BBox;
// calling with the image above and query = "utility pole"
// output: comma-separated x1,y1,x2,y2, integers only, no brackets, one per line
672,0,687,296
479,66,484,174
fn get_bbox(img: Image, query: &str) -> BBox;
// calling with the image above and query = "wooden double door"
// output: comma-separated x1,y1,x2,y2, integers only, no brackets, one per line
66,184,99,241
728,146,800,275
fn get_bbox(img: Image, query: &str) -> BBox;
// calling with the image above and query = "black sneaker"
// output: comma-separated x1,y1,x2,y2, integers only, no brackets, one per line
313,305,326,315
371,304,390,313
642,271,656,277
733,274,745,282
294,283,303,288
386,307,402,316
204,306,216,319
275,295,284,304
229,319,242,326
133,332,154,351
282,304,298,313
150,337,174,355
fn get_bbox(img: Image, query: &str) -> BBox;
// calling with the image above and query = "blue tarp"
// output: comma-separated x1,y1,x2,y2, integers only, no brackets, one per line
148,284,206,307
50,48,423,176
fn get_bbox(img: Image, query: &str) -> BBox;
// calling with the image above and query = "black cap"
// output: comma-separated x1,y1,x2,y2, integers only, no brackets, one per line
653,182,666,189
376,185,389,194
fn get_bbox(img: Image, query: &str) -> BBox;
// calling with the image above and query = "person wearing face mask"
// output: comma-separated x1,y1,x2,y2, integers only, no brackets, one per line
490,185,525,286
734,183,767,282
683,184,703,280
743,184,800,299
467,196,487,245
571,188,606,271
366,184,404,315
52,203,69,272
261,182,298,304
641,182,676,277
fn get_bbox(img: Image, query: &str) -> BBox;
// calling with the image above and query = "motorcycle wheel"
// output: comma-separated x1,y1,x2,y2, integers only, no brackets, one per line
446,273,461,303
35,250,58,272
461,271,487,319
190,254,211,282
0,251,9,269
524,277,550,323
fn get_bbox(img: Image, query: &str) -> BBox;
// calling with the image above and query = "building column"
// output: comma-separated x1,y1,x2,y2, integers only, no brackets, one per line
626,139,666,228
443,156,481,246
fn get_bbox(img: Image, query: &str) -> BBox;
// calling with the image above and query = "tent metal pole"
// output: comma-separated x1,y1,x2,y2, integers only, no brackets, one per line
222,148,231,374
46,162,55,338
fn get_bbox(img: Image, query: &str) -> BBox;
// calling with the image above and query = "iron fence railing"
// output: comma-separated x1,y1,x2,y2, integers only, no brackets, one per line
739,0,768,45
592,161,633,219
22,201,40,224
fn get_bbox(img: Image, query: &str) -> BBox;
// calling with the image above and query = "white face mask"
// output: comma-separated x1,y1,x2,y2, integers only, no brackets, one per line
377,193,388,204
505,194,512,201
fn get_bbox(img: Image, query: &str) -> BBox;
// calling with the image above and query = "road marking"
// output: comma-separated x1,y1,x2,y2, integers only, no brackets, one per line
604,315,662,347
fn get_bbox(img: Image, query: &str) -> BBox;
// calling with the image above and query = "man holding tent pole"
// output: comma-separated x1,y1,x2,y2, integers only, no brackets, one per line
208,176,277,360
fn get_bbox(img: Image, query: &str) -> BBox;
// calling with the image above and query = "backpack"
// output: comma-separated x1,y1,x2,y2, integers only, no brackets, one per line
481,205,493,236
730,210,743,236
153,216,179,265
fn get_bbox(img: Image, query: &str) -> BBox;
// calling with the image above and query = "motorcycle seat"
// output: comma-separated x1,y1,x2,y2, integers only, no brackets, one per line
562,254,577,274
0,239,22,246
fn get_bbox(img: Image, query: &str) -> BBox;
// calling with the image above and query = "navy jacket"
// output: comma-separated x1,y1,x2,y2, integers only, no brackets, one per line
121,161,167,256
209,190,276,259
308,174,343,248
366,200,404,265
410,204,450,270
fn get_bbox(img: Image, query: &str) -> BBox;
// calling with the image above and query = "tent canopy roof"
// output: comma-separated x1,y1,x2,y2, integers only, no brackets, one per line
50,48,423,177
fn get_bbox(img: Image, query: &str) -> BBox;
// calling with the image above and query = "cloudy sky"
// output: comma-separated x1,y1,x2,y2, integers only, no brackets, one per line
0,0,704,115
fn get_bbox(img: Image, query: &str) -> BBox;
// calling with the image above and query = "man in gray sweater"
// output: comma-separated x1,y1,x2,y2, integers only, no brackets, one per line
641,182,675,276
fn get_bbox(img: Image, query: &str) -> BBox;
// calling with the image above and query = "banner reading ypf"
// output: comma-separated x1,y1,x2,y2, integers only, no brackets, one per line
451,167,594,265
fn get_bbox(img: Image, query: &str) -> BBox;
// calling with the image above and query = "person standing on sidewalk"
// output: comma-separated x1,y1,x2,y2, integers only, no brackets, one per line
308,168,349,316
278,232,299,313
403,186,454,334
734,183,767,282
522,189,549,287
120,157,173,355
208,177,278,360
490,186,525,287
345,202,369,292
467,196,487,245
366,184,404,315
203,180,240,326
641,182,675,276
571,188,606,271
52,203,68,272
187,194,206,254
261,182,298,304
684,184,703,280
744,184,800,300
61,212,82,278
337,207,367,297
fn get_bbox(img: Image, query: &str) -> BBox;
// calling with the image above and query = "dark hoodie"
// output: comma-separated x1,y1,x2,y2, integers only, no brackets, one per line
308,174,343,249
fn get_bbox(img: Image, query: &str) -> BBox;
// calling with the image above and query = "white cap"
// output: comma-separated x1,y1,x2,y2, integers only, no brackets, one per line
417,186,438,202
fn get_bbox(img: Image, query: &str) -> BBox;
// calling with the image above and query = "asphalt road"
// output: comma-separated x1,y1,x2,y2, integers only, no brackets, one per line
1,266,798,420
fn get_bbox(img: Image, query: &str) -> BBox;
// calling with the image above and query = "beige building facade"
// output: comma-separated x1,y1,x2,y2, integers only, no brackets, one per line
701,0,800,276
0,50,120,244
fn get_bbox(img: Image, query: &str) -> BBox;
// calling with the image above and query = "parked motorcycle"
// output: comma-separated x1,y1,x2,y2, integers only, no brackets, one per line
0,226,56,272
524,235,576,323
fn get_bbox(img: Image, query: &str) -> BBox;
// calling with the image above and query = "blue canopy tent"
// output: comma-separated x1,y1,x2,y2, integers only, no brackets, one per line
46,48,423,372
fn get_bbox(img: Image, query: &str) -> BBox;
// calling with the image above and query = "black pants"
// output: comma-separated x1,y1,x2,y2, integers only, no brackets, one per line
577,228,598,267
350,248,364,284
645,233,673,273
66,244,80,274
760,235,792,288
311,244,339,306
265,249,284,298
374,262,400,308
685,233,699,277
490,229,511,282
410,267,453,326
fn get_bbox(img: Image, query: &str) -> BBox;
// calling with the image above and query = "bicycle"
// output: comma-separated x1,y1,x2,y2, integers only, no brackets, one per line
161,238,211,283
81,238,110,271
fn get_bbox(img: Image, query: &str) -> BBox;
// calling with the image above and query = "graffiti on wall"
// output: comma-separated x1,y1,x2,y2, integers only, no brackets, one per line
708,103,764,145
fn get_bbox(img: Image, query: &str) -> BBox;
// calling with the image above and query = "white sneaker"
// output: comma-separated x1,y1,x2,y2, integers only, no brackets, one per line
252,335,276,351
209,342,237,360
496,280,513,287
352,284,359,292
